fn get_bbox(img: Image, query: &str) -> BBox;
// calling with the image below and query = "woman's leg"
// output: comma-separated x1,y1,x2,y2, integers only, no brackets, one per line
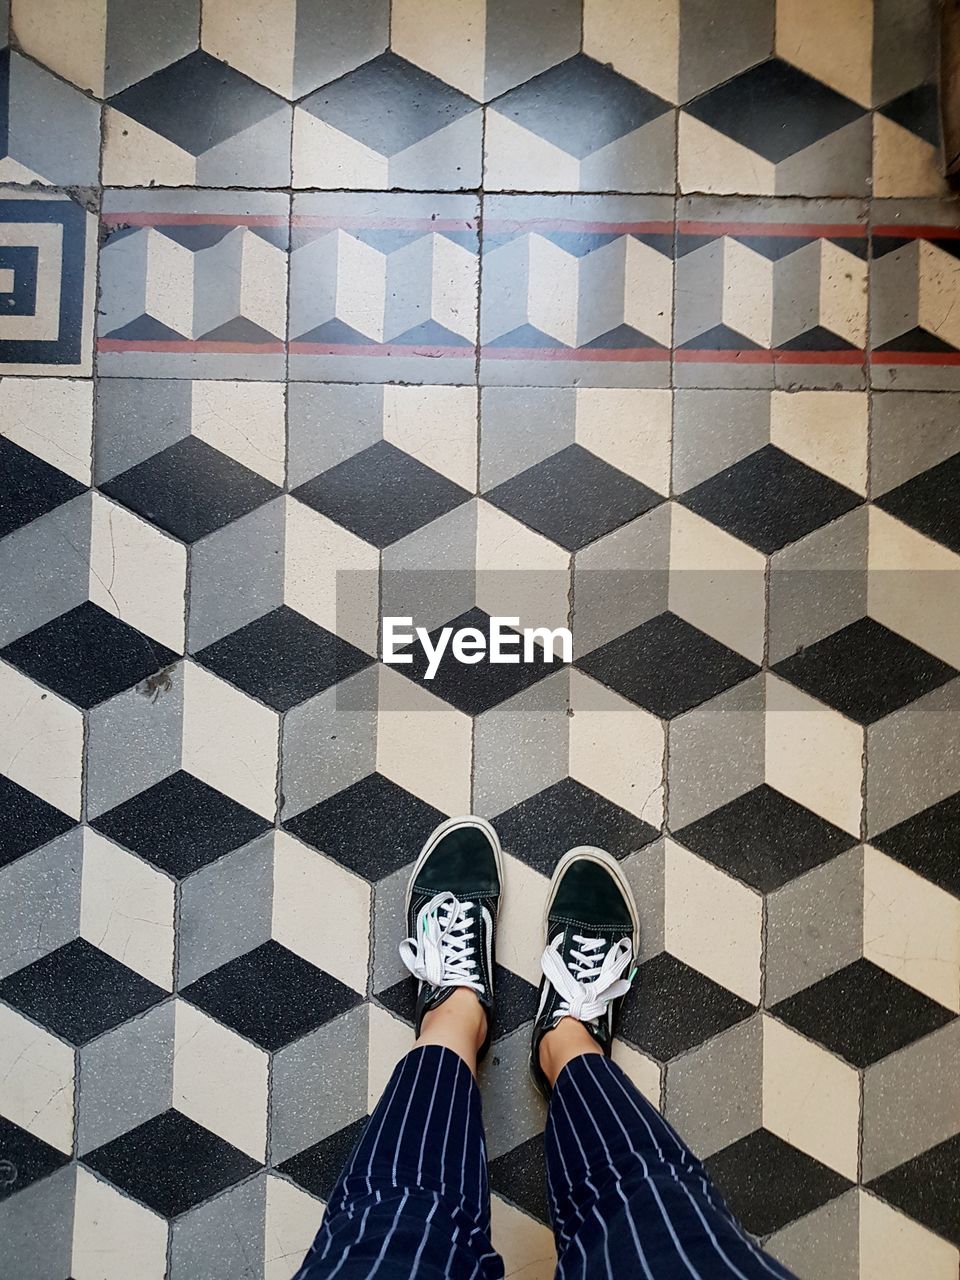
544,1044,797,1280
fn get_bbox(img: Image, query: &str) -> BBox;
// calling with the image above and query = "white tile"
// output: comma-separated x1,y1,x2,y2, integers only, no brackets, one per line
376,665,472,815
80,828,175,990
264,1173,322,1280
367,1003,414,1109
72,1166,168,1280
181,660,278,820
858,1190,959,1280
0,659,83,818
0,377,93,483
192,381,286,486
173,1001,268,1162
664,837,762,1003
490,1194,556,1280
382,385,477,491
0,1003,74,1152
569,669,664,824
272,830,370,995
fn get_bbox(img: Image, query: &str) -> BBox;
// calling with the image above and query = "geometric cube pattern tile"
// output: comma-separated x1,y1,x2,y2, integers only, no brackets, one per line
2,2,960,1279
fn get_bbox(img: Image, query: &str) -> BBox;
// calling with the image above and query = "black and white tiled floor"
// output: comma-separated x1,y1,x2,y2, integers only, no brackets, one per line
2,1,960,1277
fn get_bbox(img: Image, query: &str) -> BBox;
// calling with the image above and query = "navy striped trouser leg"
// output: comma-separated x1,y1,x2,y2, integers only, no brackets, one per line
293,1044,504,1280
545,1054,798,1280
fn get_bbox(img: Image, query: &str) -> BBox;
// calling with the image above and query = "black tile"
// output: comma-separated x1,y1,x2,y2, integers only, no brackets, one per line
0,774,77,869
0,1115,71,1202
394,607,562,716
194,606,374,711
872,792,960,897
489,1133,550,1225
868,1134,960,1246
83,1109,260,1218
491,55,670,159
673,785,857,893
278,1116,369,1202
875,453,960,557
772,617,957,725
180,940,362,1051
494,777,658,877
0,938,164,1045
770,959,955,1067
684,58,864,162
618,953,754,1061
301,51,476,155
283,773,444,882
576,611,758,720
705,1129,851,1237
91,770,270,879
679,445,862,555
108,51,284,154
99,435,280,544
1,601,177,709
878,83,941,149
292,441,469,550
485,444,663,552
0,437,86,538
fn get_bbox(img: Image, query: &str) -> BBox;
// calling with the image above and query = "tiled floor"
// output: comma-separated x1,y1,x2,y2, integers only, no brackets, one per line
1,1,959,1277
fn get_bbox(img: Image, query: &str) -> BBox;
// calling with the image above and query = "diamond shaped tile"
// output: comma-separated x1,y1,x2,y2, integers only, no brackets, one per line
283,773,444,881
194,606,374,712
576,612,758,720
1,602,177,710
679,445,863,555
394,607,561,716
875,453,960,556
773,618,958,725
181,940,362,1051
490,55,670,160
872,792,960,897
618,953,754,1061
770,959,956,1067
485,444,663,551
0,438,86,538
489,1133,550,1225
705,1129,852,1237
867,1134,960,1246
685,59,865,164
91,771,271,879
292,441,470,549
277,1115,369,1201
301,51,477,156
100,436,281,545
0,1116,70,1202
108,51,285,156
0,775,77,870
673,785,859,893
494,777,658,876
82,1109,261,1218
0,938,165,1046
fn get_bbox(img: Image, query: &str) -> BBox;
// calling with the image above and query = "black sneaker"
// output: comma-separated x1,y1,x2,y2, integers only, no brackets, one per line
530,845,639,1097
399,816,503,1061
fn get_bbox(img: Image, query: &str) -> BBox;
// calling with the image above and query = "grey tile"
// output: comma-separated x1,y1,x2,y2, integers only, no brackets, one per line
479,387,575,491
381,502,478,638
677,0,775,103
0,828,82,979
86,669,184,819
621,838,666,962
482,0,581,101
765,847,864,1005
287,384,384,489
292,0,389,98
280,666,378,821
473,670,571,817
867,678,960,837
77,1001,175,1154
672,390,770,491
371,864,409,994
479,1023,547,1161
665,1015,763,1159
102,0,200,96
668,674,765,829
573,505,670,658
188,499,286,652
870,391,960,498
271,1003,368,1163
94,380,192,485
0,494,90,646
764,1187,860,1280
178,836,275,987
170,1172,266,1280
862,1019,960,1181
8,52,101,185
0,1164,75,1280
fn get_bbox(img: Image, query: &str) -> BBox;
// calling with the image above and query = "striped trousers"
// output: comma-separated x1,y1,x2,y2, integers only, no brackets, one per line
293,1045,796,1280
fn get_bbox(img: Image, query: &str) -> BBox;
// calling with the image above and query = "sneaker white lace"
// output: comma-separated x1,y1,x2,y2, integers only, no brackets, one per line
399,891,484,994
540,933,635,1024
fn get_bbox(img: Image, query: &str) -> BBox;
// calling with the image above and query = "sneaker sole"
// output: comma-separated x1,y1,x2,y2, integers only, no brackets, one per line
405,814,505,918
542,845,640,948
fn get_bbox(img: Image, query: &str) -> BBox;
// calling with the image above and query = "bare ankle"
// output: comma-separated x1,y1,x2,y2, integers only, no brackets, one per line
419,988,488,1058
539,1017,603,1087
